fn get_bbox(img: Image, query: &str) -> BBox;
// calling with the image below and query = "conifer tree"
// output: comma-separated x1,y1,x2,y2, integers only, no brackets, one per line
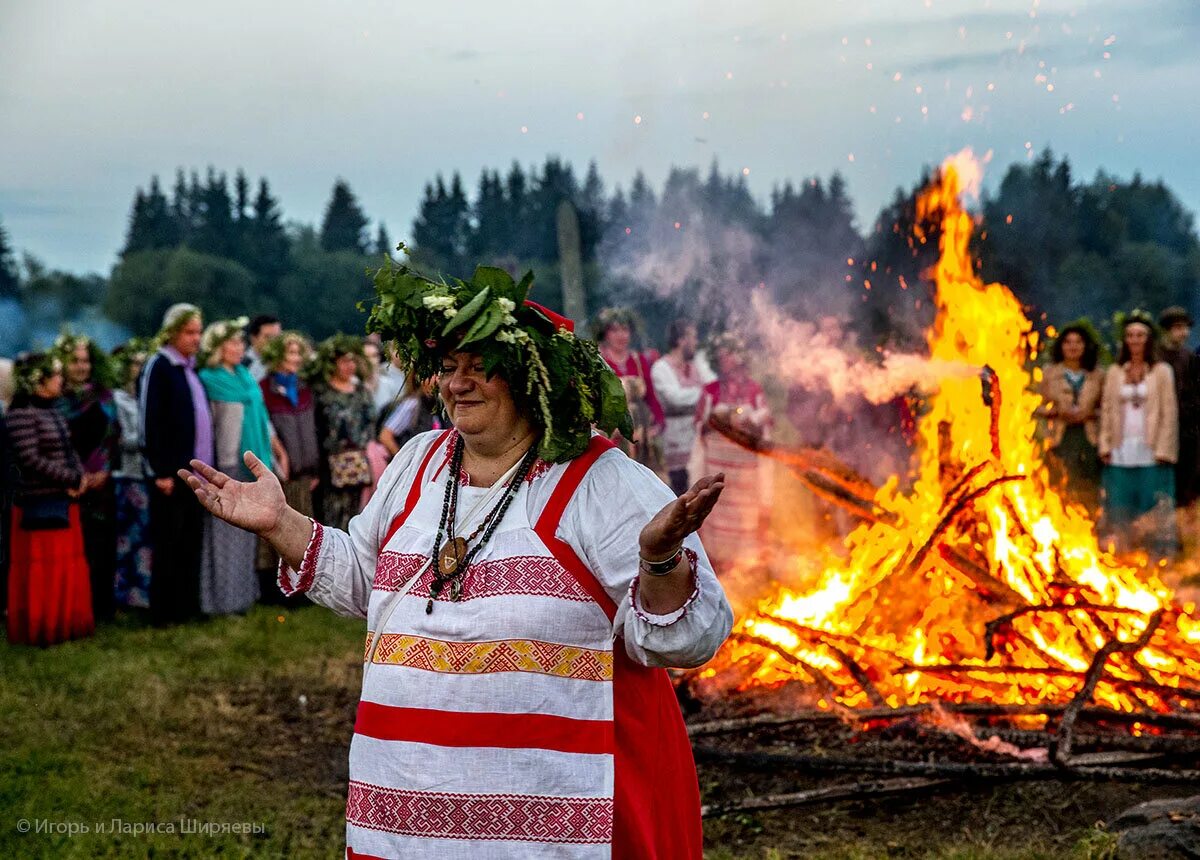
320,179,369,254
374,222,393,258
0,219,19,299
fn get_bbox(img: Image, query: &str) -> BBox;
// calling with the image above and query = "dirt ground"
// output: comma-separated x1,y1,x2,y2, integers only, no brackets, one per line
223,670,1183,859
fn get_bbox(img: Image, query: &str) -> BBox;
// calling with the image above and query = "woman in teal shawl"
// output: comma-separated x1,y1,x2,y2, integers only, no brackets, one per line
196,318,283,614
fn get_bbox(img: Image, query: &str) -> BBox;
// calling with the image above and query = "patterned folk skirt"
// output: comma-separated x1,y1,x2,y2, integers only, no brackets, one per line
114,478,153,609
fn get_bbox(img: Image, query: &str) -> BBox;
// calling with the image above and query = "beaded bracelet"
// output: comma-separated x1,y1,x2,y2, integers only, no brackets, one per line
638,546,685,576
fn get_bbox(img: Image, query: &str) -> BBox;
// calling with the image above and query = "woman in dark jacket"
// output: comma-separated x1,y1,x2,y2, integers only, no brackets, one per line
6,353,94,645
257,332,320,599
139,303,212,625
54,331,120,622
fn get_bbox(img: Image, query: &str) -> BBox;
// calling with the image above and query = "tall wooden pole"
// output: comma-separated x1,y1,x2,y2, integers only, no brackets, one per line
556,199,586,324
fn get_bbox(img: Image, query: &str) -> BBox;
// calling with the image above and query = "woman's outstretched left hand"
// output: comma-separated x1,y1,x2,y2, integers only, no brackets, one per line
178,451,287,537
640,473,725,557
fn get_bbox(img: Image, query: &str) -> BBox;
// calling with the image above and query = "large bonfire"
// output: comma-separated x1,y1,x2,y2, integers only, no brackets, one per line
698,152,1200,718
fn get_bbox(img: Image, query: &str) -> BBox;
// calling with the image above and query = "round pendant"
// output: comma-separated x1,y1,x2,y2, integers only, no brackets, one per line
438,537,468,575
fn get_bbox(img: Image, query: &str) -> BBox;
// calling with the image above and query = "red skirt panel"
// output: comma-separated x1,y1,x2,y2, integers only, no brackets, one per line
7,505,95,646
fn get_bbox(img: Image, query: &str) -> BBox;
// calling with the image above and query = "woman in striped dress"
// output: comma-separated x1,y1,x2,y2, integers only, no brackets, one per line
6,353,94,645
693,333,772,575
181,266,732,859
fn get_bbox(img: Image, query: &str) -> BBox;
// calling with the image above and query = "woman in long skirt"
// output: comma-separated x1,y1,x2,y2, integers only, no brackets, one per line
693,333,772,576
310,335,376,531
54,332,120,622
111,340,154,608
257,331,320,599
197,318,284,614
6,353,93,646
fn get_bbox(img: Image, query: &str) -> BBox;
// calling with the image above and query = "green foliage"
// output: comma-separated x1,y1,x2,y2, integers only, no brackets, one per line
979,150,1200,324
105,247,258,335
277,228,376,339
364,258,631,462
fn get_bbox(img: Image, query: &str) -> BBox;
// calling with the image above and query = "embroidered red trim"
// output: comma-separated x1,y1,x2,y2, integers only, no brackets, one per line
346,780,612,844
373,551,593,603
277,519,324,596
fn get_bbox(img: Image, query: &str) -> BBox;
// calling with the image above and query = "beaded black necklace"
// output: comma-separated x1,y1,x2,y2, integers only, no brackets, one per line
426,434,539,614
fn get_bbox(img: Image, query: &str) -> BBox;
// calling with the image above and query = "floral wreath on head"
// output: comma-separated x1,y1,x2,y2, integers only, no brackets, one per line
590,306,640,342
111,337,155,387
1113,308,1157,344
363,253,632,463
304,333,370,386
13,352,64,397
260,330,314,373
706,331,747,358
51,329,118,391
156,303,202,347
199,316,250,367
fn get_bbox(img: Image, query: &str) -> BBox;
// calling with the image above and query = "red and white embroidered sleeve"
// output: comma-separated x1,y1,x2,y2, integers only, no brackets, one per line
277,518,324,596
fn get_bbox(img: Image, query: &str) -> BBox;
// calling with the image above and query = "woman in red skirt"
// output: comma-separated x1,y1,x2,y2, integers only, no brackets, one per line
6,352,93,646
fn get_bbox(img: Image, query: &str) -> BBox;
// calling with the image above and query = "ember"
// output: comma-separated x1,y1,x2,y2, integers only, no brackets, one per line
694,151,1200,726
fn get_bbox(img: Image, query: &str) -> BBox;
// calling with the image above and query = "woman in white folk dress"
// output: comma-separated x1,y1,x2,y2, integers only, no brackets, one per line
181,264,733,859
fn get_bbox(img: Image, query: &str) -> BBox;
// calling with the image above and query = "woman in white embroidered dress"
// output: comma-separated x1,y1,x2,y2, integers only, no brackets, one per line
180,265,733,860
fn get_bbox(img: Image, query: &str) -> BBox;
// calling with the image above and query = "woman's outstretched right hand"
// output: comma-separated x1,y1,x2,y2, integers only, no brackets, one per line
178,451,287,537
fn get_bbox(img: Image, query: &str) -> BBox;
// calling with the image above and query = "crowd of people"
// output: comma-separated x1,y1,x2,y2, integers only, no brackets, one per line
0,307,443,646
1,299,1195,647
1039,307,1198,559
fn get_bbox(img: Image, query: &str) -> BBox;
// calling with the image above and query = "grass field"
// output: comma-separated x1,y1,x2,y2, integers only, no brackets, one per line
0,604,1147,859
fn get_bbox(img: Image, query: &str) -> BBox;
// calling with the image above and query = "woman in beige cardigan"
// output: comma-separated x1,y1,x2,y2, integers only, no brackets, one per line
1040,325,1104,512
1098,313,1179,557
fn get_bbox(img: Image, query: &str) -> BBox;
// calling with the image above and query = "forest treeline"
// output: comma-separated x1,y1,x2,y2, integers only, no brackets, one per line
1,150,1197,353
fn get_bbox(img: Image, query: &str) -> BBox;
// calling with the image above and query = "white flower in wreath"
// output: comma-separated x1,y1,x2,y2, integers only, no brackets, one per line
495,329,517,344
422,295,456,311
496,298,516,314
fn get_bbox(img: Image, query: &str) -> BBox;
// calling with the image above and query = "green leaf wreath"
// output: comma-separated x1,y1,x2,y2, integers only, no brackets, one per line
362,256,632,463
303,333,370,387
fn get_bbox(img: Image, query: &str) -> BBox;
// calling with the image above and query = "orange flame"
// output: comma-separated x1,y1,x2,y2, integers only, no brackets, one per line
702,150,1200,715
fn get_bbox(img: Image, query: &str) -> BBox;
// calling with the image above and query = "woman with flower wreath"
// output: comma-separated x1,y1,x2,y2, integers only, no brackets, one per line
595,306,666,473
693,333,772,574
257,330,321,596
6,352,93,645
197,317,284,614
180,263,732,858
1099,310,1179,558
111,338,154,609
53,331,121,621
309,334,378,532
139,303,212,625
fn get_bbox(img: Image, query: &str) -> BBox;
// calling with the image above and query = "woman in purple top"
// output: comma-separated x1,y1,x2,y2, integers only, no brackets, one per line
138,303,213,625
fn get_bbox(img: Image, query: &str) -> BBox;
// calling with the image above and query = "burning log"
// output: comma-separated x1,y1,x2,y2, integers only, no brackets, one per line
1054,610,1165,765
686,703,1200,738
701,776,955,818
706,413,898,526
728,633,853,717
936,545,1026,604
904,474,1027,576
984,603,1148,660
693,746,1200,784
